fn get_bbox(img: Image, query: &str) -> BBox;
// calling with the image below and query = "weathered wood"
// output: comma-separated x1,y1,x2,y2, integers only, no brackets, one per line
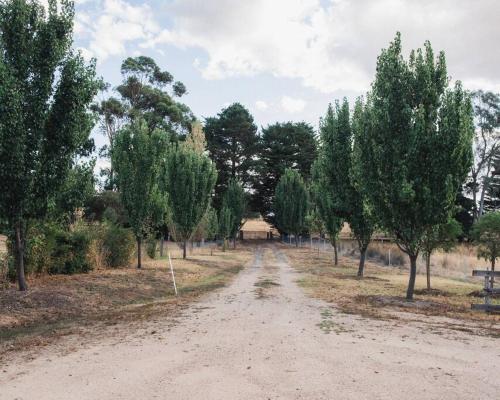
471,304,500,313
472,270,500,277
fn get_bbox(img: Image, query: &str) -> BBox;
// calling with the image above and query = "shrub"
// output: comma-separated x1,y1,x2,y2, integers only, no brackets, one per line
48,228,92,274
101,223,135,268
146,236,157,259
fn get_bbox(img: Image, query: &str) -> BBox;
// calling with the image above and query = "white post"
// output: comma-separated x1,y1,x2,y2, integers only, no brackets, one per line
168,250,178,296
388,248,391,267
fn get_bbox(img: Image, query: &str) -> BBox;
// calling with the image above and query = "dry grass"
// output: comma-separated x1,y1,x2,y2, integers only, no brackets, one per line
0,243,253,357
281,244,500,337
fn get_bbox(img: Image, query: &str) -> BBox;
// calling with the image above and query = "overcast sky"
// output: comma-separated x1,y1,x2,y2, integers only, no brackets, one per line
64,0,500,148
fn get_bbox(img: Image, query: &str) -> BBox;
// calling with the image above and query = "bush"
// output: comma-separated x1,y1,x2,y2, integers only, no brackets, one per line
146,236,157,259
48,228,92,274
102,223,135,268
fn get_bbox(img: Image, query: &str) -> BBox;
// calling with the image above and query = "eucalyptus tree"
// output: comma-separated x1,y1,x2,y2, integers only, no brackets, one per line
0,0,100,290
357,33,474,299
222,179,247,248
164,146,217,259
112,120,169,268
274,169,309,246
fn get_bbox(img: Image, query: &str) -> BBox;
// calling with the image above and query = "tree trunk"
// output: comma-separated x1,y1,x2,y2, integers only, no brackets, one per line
222,238,227,252
183,240,187,259
333,239,338,266
426,253,431,290
15,222,28,291
406,254,418,300
233,236,236,249
137,237,142,269
295,235,299,247
159,237,164,258
357,247,366,277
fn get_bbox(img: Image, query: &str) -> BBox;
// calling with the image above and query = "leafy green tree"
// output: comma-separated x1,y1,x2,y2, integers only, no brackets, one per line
357,33,474,299
205,103,258,208
0,0,100,290
164,146,217,258
255,122,317,224
205,206,219,241
274,169,309,246
117,56,193,135
421,219,462,290
222,179,247,248
311,163,342,264
218,205,233,252
112,120,169,268
312,100,374,275
472,211,500,272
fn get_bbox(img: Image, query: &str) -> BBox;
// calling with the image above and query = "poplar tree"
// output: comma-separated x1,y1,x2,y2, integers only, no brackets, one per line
112,120,169,268
222,179,247,248
165,146,217,258
274,169,309,246
218,205,233,252
0,0,100,290
357,33,474,299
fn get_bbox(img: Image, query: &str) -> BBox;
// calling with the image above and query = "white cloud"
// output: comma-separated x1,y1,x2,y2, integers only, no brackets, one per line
146,0,500,94
281,96,306,113
73,0,160,62
255,100,269,111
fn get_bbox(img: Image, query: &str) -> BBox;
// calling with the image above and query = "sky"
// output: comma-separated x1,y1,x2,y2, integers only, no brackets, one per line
61,0,500,150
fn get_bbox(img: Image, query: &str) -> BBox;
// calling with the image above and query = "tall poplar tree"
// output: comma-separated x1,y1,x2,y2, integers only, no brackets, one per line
164,146,217,258
112,120,169,268
274,169,309,246
0,0,100,290
222,179,247,248
357,33,474,299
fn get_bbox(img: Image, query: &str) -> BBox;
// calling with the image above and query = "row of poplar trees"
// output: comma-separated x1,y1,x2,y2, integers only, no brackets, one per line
274,33,474,300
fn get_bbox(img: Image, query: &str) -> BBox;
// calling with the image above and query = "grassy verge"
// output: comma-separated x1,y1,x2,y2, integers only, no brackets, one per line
0,243,253,358
281,244,500,337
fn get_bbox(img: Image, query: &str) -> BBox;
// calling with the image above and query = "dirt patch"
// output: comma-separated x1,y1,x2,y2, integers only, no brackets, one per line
0,245,253,359
281,244,500,337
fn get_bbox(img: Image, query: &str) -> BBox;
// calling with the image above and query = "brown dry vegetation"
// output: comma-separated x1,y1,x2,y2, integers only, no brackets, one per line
0,242,253,358
280,244,500,337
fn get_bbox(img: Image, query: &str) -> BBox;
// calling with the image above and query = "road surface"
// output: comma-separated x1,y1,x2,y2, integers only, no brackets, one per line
1,245,499,399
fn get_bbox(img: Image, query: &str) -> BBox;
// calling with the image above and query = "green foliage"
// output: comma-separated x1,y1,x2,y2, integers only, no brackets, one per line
117,56,193,135
146,236,158,259
113,120,169,242
0,0,100,289
205,103,258,208
84,191,128,225
422,219,462,258
205,206,219,241
274,169,309,241
255,122,317,224
218,205,233,251
356,33,474,298
101,222,135,268
222,179,247,240
164,146,217,258
472,212,500,270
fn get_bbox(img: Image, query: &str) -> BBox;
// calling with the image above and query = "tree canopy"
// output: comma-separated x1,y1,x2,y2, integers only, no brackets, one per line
472,211,500,271
255,122,317,225
164,146,217,258
205,103,258,208
0,0,100,290
356,33,474,299
274,169,309,246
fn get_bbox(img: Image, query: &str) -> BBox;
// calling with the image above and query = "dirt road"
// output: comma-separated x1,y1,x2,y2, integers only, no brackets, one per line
1,245,499,399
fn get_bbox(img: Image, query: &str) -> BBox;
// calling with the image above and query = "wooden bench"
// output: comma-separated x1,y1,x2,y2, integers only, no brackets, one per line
471,270,500,313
